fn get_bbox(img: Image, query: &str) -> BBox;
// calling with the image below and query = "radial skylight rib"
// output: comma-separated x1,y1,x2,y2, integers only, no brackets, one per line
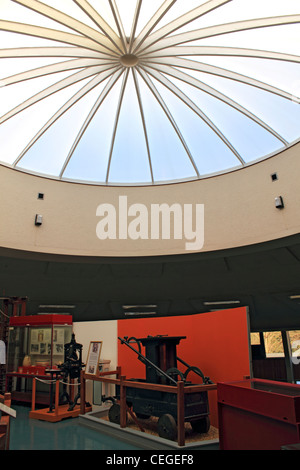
0,65,116,125
106,69,129,183
148,56,295,103
134,0,232,53
143,15,300,54
142,45,300,64
0,46,114,59
132,68,154,183
132,0,177,53
144,62,288,146
1,57,118,87
108,0,127,53
128,0,143,53
13,67,122,167
140,64,245,165
73,0,123,53
12,0,121,54
60,68,124,178
0,20,116,54
138,67,201,177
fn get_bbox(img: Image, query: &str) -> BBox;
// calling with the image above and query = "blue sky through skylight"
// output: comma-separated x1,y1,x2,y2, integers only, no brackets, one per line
0,0,299,185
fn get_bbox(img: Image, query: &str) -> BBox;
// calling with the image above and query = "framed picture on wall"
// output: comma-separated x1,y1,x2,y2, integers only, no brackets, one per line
86,341,102,376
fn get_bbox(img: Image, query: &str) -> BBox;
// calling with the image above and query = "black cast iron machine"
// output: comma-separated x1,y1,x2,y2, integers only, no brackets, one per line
58,333,84,411
106,335,213,440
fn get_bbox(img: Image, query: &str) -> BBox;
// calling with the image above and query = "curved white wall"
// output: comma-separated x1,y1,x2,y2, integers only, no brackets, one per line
0,143,299,257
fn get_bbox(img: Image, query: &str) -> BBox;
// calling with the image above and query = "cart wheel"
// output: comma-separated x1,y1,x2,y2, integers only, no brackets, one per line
108,403,127,425
191,416,210,434
157,414,177,441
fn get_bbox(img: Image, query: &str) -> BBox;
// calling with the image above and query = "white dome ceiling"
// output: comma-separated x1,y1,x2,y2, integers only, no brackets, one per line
0,0,300,185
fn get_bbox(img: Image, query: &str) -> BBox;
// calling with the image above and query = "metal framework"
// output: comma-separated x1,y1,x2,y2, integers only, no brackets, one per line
0,0,299,185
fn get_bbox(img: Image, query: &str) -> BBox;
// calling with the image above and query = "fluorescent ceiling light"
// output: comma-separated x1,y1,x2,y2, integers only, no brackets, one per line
122,304,157,309
203,300,240,305
38,305,75,308
124,311,157,316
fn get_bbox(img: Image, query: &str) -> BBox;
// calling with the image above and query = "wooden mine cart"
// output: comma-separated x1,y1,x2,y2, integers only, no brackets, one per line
107,335,213,441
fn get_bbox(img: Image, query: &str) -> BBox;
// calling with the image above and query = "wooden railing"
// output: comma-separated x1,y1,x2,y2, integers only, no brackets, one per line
80,367,216,447
0,393,12,450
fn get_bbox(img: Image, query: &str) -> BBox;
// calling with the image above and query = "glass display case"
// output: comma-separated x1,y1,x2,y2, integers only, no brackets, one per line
6,314,72,403
7,314,72,375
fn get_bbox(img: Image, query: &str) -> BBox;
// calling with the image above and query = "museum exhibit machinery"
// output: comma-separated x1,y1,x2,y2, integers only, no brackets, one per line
105,335,215,442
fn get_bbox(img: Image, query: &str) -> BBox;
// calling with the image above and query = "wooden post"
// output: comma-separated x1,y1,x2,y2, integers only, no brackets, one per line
177,381,185,447
2,393,11,450
119,375,127,429
31,378,36,412
80,371,86,415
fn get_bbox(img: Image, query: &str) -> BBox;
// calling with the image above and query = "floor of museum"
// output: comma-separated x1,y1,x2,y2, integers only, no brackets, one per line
8,405,140,451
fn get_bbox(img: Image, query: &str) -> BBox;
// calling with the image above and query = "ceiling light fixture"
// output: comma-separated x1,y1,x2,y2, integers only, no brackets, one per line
124,311,157,316
122,304,157,316
122,304,157,309
38,305,75,309
203,300,241,306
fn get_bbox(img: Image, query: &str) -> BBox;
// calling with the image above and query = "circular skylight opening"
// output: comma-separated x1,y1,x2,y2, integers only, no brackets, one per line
0,0,300,185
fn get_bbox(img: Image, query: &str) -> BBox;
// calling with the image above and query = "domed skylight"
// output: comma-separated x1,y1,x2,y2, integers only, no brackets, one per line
0,0,300,185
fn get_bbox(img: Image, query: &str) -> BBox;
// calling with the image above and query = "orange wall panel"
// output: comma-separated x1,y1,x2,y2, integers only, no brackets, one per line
117,307,250,428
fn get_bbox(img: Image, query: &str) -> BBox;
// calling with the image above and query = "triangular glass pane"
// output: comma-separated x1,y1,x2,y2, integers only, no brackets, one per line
63,76,123,182
18,80,108,176
1,0,82,35
88,0,118,33
0,69,80,116
194,24,300,56
164,73,284,163
151,0,207,34
135,0,166,37
115,0,138,38
153,78,241,175
189,69,300,143
171,0,300,33
193,56,300,96
0,57,68,81
137,74,197,182
0,76,93,165
0,30,77,49
43,0,101,30
108,71,152,184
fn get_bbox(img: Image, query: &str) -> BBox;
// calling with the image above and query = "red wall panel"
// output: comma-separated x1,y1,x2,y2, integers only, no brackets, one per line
118,307,250,428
